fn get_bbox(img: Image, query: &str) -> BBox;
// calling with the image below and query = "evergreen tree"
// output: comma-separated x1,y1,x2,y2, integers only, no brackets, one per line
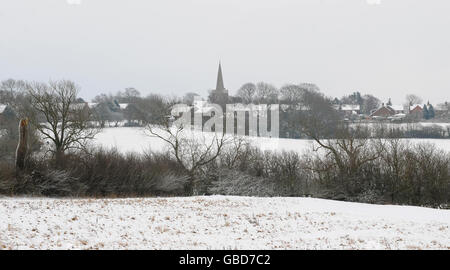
423,104,429,119
428,103,435,119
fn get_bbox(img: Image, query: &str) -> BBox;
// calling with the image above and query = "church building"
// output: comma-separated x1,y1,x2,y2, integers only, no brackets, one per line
209,62,229,108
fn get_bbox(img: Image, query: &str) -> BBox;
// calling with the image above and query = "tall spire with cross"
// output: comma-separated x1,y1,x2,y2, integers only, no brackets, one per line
210,61,229,109
216,62,225,91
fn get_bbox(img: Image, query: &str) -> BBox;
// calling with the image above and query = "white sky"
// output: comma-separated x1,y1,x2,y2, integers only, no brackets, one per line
1,0,449,104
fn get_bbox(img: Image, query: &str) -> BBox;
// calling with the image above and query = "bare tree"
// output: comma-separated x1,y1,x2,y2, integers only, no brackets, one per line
138,94,177,124
92,93,114,103
220,136,251,169
146,105,228,193
279,84,305,104
406,94,422,106
0,79,26,103
236,83,256,104
375,138,409,202
0,79,44,163
362,94,381,115
255,82,278,104
312,127,378,176
0,79,32,118
296,89,341,139
93,102,113,128
117,87,141,103
27,80,100,160
297,89,380,194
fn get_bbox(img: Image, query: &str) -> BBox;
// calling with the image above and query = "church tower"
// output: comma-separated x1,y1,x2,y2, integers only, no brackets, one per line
215,62,228,95
209,62,229,108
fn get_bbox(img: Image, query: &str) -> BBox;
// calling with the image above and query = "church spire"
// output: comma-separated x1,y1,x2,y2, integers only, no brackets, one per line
216,62,225,91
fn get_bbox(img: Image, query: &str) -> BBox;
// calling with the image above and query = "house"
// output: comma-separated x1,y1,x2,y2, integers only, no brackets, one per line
370,103,407,120
333,104,361,118
407,104,423,120
409,104,423,112
389,105,404,115
0,104,7,125
193,99,215,115
435,102,449,118
388,113,406,121
281,104,310,112
87,103,99,109
370,104,396,118
0,104,15,124
0,104,7,117
192,98,222,130
118,103,130,110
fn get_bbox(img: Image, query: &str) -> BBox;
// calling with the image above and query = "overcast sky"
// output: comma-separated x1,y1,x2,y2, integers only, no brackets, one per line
1,0,449,104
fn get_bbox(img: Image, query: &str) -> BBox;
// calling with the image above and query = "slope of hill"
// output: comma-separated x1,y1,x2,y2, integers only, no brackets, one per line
1,196,448,249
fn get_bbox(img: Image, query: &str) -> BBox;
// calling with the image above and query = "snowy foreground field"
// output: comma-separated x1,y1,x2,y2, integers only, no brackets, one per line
0,196,449,250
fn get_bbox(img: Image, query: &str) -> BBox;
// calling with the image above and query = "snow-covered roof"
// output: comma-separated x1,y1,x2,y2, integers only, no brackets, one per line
172,105,192,113
388,105,404,112
68,103,88,110
390,113,406,118
409,104,423,110
118,103,129,110
0,104,7,114
334,104,360,111
435,103,449,111
194,106,215,114
87,103,98,109
281,104,310,111
193,100,219,114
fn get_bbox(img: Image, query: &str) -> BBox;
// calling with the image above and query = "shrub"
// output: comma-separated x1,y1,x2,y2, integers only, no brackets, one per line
214,143,311,196
0,148,189,197
0,162,15,194
207,169,278,197
65,148,189,196
306,139,450,206
0,135,448,207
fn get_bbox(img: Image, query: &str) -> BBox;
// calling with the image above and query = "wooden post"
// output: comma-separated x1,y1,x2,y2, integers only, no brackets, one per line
15,118,28,171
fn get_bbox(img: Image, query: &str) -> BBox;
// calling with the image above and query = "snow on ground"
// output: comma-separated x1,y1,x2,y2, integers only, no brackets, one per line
93,127,315,154
93,127,450,155
0,196,448,250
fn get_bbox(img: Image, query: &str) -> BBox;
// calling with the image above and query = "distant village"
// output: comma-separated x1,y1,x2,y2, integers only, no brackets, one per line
334,100,449,122
1,63,450,130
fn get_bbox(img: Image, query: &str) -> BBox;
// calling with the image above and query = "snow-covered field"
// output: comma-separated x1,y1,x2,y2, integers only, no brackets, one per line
0,196,448,250
93,127,450,154
93,127,315,153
